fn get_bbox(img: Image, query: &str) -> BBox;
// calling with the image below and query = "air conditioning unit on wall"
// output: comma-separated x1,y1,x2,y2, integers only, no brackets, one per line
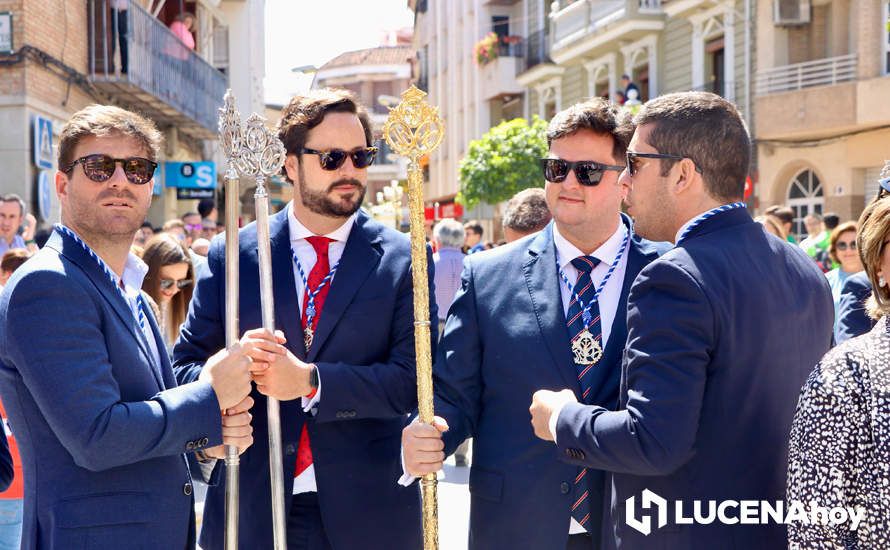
774,0,811,25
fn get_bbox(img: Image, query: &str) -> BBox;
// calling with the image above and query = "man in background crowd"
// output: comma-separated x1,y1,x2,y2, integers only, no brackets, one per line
502,188,551,243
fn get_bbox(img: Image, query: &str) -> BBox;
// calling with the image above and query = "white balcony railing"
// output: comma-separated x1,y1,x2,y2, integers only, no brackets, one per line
551,0,661,47
754,53,858,95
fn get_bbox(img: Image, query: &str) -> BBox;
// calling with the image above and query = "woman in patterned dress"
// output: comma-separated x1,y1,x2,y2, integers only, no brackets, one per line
787,179,890,549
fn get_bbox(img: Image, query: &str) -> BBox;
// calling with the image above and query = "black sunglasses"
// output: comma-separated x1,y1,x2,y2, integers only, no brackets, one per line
160,278,192,290
301,147,377,170
540,158,625,186
63,154,158,185
626,151,702,177
835,241,857,252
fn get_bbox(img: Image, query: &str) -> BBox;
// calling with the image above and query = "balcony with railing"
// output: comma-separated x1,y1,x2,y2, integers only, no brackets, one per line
88,0,227,140
549,0,664,61
516,29,553,77
754,53,890,139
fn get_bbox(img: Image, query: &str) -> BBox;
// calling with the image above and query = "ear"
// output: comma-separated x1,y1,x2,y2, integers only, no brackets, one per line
284,154,300,184
670,158,700,198
55,170,69,200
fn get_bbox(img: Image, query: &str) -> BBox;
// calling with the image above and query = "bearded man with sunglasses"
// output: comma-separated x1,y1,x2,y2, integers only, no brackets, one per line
174,88,435,550
530,92,834,549
402,98,667,550
0,104,256,549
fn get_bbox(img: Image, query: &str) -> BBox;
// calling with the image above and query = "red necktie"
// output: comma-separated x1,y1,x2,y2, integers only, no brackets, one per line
295,235,333,478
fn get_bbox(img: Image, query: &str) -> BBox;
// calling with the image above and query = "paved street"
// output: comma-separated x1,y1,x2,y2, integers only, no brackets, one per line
196,451,473,549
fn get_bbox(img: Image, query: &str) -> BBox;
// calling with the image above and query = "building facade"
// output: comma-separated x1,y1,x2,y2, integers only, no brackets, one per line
0,0,265,232
754,0,890,235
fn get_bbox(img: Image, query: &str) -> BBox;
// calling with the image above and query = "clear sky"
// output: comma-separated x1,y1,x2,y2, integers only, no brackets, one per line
263,0,415,106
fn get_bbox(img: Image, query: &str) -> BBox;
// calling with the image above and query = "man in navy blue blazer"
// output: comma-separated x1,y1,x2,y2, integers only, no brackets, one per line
835,271,875,343
403,98,667,550
531,92,834,548
174,88,434,550
0,105,254,550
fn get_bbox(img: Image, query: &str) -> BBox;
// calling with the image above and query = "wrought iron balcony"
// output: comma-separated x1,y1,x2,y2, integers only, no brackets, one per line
87,0,227,139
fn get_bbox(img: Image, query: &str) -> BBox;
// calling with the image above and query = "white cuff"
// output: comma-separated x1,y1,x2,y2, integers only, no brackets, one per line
548,400,570,445
302,367,321,414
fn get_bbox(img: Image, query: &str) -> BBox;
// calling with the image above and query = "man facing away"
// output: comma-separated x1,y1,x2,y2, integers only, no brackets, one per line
174,88,435,550
530,92,834,549
403,98,667,550
502,187,552,243
0,104,254,550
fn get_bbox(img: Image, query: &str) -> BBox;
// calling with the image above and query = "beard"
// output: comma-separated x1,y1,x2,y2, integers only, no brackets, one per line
297,174,366,218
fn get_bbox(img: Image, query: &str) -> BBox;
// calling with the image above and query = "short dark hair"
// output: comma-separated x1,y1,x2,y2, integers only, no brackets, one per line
1,249,30,274
58,104,163,170
764,205,794,225
464,220,483,237
634,91,750,202
503,188,551,234
276,88,373,183
822,212,840,230
547,98,634,162
197,198,216,218
0,194,26,217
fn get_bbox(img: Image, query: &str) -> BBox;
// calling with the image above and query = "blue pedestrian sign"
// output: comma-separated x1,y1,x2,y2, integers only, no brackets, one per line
37,169,53,221
33,116,53,169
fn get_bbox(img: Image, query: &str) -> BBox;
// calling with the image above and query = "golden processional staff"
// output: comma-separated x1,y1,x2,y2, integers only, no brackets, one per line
218,90,289,550
383,86,445,550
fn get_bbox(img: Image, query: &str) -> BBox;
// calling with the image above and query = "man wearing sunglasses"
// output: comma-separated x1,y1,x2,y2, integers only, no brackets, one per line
530,92,834,549
0,104,256,549
402,98,667,550
174,88,435,550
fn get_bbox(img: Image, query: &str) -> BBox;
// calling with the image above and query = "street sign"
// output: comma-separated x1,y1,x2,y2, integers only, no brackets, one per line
0,12,12,54
164,161,217,189
33,116,53,170
177,188,214,199
36,169,53,221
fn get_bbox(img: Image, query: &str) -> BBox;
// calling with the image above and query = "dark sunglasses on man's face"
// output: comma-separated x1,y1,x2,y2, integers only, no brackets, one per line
835,241,857,252
301,147,377,171
625,151,702,177
540,158,625,187
63,154,158,185
160,278,192,290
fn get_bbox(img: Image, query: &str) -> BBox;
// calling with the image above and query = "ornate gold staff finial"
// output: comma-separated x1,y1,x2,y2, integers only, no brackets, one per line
383,85,444,550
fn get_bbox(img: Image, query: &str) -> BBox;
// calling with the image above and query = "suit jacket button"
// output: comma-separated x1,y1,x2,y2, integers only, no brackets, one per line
186,441,195,451
564,448,573,458
183,482,193,496
577,450,586,460
285,444,296,456
349,411,356,418
560,482,570,494
200,437,209,446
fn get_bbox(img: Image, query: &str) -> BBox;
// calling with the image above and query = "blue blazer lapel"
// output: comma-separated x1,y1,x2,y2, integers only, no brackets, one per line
523,223,582,396
48,231,163,389
142,303,170,390
306,212,382,362
267,209,306,361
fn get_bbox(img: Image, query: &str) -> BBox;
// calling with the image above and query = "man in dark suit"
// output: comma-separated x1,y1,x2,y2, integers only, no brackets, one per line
835,271,875,343
530,92,834,549
403,98,667,549
174,88,434,550
0,104,254,550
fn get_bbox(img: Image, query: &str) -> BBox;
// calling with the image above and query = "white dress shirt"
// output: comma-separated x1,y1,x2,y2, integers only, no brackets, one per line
119,253,162,371
286,202,356,494
551,220,629,535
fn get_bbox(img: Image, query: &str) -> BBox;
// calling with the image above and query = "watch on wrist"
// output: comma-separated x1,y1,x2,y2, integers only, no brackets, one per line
309,365,319,390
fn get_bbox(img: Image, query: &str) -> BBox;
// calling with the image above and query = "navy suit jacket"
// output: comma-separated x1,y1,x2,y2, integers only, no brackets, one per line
434,217,666,550
174,208,434,550
0,229,222,550
835,271,875,343
555,208,834,549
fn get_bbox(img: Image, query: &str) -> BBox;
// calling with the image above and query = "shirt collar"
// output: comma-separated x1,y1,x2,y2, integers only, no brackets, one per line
675,216,698,244
120,252,149,297
287,201,355,244
553,219,627,271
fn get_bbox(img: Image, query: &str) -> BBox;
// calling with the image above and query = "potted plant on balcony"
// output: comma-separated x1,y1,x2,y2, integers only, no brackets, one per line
474,32,500,66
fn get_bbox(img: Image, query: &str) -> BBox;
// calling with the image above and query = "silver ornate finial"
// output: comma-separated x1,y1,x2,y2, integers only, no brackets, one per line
217,89,287,191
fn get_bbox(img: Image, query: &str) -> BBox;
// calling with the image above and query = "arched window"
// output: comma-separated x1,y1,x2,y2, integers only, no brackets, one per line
786,169,824,239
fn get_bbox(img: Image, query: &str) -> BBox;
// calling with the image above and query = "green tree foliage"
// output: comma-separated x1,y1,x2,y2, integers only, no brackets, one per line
457,116,548,209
